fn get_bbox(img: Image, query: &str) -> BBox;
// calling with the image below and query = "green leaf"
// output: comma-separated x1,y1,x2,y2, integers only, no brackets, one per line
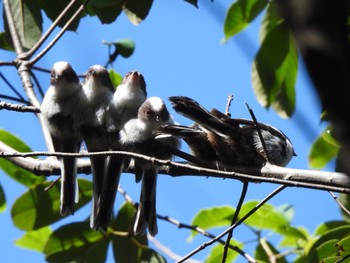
255,239,288,263
316,239,339,262
12,179,92,231
123,0,153,25
0,182,6,212
44,221,109,263
336,236,350,258
15,226,52,252
189,205,235,241
0,129,45,187
184,0,198,8
278,226,309,247
309,127,340,169
38,0,85,31
240,201,290,230
224,0,268,41
109,69,123,87
315,221,350,236
251,2,297,118
4,0,42,50
139,248,167,263
115,39,136,58
86,0,123,24
111,202,149,263
204,241,242,263
0,32,14,51
307,226,350,262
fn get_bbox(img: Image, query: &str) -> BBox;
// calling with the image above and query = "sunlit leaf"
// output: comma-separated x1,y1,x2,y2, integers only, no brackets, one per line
38,0,84,31
109,69,123,87
44,221,109,263
12,179,92,231
309,127,340,169
204,240,242,263
336,235,350,258
224,0,267,41
240,201,290,230
15,226,52,252
189,205,235,241
123,0,153,25
278,226,309,247
307,225,350,262
112,202,149,262
255,239,287,263
252,2,297,118
4,0,42,49
315,221,350,236
0,129,45,187
0,182,6,213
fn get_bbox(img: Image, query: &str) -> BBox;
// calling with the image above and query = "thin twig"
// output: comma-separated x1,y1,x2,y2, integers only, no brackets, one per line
29,1,89,65
221,182,249,263
117,185,256,262
329,191,350,217
0,72,26,101
0,95,29,104
0,101,40,112
31,66,51,74
21,0,79,59
157,214,256,262
29,70,45,98
3,0,24,54
245,102,270,163
148,235,201,263
177,185,287,262
225,94,234,116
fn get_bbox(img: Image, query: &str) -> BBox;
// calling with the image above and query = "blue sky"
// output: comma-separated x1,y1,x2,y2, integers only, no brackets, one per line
0,1,340,262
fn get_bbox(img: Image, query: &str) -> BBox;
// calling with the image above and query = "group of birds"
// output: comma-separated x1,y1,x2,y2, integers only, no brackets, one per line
41,61,296,237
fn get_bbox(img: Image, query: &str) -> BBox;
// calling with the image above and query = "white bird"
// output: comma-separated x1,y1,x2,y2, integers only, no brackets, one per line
41,61,82,216
97,70,147,231
120,97,180,236
76,65,115,231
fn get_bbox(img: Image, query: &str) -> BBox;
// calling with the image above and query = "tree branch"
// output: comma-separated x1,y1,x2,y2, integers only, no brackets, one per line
0,101,40,112
177,185,287,262
0,141,349,193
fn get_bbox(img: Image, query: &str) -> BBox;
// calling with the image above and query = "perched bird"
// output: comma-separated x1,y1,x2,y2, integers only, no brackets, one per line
41,61,82,215
120,97,180,236
97,70,147,231
75,65,115,231
160,96,295,167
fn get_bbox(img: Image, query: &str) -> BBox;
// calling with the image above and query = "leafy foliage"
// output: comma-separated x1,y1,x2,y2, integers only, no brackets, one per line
0,129,45,186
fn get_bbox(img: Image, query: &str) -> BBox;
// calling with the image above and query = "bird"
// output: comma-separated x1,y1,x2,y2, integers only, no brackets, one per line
119,97,180,236
75,65,115,231
96,70,147,231
159,96,295,167
41,61,82,216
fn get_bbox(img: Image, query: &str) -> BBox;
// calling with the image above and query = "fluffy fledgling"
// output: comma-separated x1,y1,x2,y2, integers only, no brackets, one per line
162,96,296,167
120,97,180,236
41,61,82,215
76,65,115,231
96,70,147,231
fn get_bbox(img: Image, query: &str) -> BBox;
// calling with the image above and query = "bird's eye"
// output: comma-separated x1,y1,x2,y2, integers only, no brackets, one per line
146,110,153,117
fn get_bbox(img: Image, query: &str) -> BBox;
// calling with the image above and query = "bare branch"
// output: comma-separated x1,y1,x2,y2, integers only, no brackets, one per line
329,191,350,217
225,93,233,116
148,235,201,263
222,182,249,263
29,1,88,65
21,0,80,60
0,95,29,104
0,142,350,193
177,185,287,262
0,101,40,112
0,71,26,101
